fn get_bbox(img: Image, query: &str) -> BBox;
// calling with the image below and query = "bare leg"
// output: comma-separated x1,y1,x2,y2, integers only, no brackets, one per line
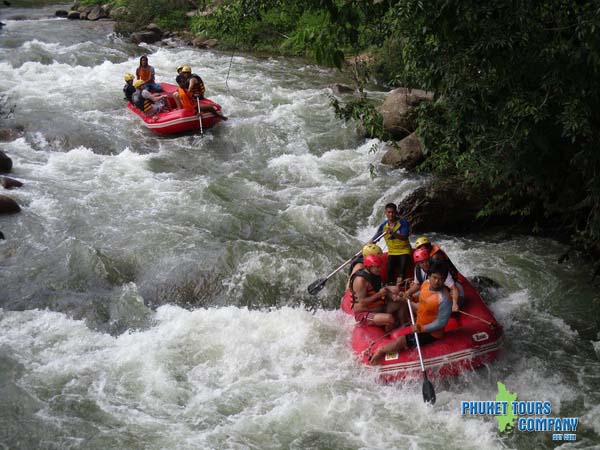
370,336,407,365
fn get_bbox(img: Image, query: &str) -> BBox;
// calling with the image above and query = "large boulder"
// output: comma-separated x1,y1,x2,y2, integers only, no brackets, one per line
131,30,161,44
86,5,105,21
381,132,424,170
399,179,487,233
0,151,12,173
377,87,433,140
0,195,20,214
67,10,80,20
55,10,69,17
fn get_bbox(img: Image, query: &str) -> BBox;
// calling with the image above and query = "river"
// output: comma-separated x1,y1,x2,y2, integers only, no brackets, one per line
0,5,599,450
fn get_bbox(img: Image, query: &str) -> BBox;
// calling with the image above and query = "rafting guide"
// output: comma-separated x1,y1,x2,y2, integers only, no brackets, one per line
460,382,580,441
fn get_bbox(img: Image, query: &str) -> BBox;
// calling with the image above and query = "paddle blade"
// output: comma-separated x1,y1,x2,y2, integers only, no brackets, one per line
307,278,327,295
422,373,436,404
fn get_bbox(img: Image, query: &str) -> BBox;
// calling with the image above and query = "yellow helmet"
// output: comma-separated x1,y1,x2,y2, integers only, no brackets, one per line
124,73,134,81
133,79,146,88
414,236,430,248
181,66,192,73
362,243,383,257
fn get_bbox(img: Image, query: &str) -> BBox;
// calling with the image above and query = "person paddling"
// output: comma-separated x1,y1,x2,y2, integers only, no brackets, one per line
179,66,228,120
372,203,411,285
369,260,452,365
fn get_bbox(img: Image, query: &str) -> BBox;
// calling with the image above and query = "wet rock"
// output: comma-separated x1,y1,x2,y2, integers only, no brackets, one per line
202,38,218,48
146,23,163,36
55,10,69,17
381,132,424,170
0,195,20,214
0,151,12,173
377,87,433,140
0,231,4,239
67,10,80,20
192,37,217,48
330,83,354,94
131,30,161,44
0,127,23,142
1,177,23,189
87,5,105,21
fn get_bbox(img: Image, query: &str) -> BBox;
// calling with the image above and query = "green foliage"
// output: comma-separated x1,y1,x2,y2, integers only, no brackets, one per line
386,1,600,245
114,0,192,35
330,93,387,140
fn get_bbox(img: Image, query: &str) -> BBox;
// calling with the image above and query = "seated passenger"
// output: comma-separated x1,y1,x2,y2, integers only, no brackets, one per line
346,243,383,290
123,73,135,101
132,79,168,116
414,235,461,281
402,247,464,312
179,66,228,120
350,254,406,332
370,260,452,365
175,74,196,112
136,55,163,92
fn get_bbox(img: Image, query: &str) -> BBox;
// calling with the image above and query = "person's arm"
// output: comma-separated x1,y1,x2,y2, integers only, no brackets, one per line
394,218,409,240
371,222,385,242
354,277,387,306
420,292,452,333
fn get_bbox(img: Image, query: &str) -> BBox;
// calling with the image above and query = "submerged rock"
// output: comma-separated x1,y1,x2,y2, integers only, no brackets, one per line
0,151,12,173
1,177,23,189
0,195,20,214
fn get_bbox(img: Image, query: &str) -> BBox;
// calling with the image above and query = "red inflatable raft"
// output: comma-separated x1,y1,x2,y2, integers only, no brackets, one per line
341,263,503,381
127,83,224,135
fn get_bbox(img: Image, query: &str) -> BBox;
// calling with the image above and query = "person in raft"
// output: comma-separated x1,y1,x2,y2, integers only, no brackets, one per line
132,80,168,116
350,253,408,332
371,203,411,285
414,235,461,282
135,55,162,92
369,259,452,365
346,243,383,290
177,66,228,120
123,73,135,101
401,247,465,312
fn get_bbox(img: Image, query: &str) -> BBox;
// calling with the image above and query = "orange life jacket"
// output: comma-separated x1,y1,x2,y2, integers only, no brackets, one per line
416,280,450,338
178,87,195,112
136,66,153,83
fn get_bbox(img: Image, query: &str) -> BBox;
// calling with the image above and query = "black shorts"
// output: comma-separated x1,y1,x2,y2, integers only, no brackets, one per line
406,332,438,348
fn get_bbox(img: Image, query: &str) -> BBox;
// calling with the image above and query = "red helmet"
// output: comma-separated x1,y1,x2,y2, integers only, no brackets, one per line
363,254,382,268
413,247,430,263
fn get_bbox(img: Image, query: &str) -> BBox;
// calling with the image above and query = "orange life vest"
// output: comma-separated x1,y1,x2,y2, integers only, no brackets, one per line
178,87,195,112
416,280,450,338
136,66,153,82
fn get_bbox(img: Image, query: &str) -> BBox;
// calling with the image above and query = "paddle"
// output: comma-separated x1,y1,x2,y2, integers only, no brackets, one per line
196,96,204,136
458,310,497,328
307,232,385,295
406,297,436,404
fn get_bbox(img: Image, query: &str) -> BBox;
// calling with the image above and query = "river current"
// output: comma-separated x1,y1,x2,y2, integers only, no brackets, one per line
0,5,599,450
